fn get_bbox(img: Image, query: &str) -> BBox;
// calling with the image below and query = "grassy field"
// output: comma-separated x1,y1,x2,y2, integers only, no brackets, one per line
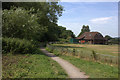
46,44,118,78
2,50,67,78
53,44,118,56
57,55,118,78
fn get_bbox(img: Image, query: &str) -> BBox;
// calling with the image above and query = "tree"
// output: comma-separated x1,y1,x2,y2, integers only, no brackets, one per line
78,25,90,37
108,38,119,44
2,2,64,42
2,7,47,41
105,35,112,40
66,30,75,38
2,2,75,42
2,2,63,24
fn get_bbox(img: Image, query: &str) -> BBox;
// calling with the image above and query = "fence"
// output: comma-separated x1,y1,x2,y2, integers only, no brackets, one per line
46,44,118,65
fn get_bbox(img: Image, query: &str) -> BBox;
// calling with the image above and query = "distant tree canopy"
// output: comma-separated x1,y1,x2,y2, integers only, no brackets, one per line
105,35,112,40
78,25,90,37
108,38,119,44
2,2,75,42
104,35,119,44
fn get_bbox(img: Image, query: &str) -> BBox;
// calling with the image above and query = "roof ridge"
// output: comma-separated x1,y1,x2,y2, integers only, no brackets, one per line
76,31,104,40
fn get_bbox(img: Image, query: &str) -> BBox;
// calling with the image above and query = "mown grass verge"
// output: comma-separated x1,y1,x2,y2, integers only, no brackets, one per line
60,55,118,78
46,47,118,78
2,51,67,78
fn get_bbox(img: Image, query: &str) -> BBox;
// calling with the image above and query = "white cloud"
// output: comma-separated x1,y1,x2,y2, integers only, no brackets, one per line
89,16,118,37
89,17,113,24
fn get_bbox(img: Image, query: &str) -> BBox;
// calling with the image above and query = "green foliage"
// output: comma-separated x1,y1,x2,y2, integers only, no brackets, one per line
105,35,119,44
58,38,69,43
105,35,112,40
2,37,37,54
108,38,119,44
92,50,97,61
78,25,90,37
2,53,67,78
2,7,47,41
2,2,63,24
46,47,53,53
2,2,75,42
58,26,75,39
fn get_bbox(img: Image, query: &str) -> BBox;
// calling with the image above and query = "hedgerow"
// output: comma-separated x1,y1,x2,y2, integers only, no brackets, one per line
2,37,37,54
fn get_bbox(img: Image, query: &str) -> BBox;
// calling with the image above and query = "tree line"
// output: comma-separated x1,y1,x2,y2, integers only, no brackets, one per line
2,2,75,42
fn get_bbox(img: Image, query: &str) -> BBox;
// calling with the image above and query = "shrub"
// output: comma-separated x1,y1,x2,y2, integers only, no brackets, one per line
2,37,37,54
92,50,97,61
2,7,47,41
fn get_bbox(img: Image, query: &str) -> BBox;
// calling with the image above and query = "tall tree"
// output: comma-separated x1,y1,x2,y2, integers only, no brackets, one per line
2,2,75,42
2,2,63,24
2,7,47,40
105,35,112,40
2,2,64,42
78,25,90,37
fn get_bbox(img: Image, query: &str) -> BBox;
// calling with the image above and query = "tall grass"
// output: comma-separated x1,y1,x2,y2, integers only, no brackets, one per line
46,44,118,65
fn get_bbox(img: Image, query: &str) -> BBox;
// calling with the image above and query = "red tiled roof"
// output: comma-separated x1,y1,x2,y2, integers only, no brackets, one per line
76,32,105,40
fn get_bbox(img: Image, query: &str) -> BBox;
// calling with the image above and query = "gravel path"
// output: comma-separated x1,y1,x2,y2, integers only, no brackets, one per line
40,48,89,78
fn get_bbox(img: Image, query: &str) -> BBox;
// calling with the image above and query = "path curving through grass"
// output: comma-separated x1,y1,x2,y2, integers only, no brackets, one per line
40,48,89,78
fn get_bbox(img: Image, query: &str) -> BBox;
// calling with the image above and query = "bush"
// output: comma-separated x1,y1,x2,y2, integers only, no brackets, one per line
2,37,37,54
2,7,47,41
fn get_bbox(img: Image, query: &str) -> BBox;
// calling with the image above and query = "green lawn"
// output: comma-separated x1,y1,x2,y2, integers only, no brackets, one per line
2,50,67,78
60,55,118,78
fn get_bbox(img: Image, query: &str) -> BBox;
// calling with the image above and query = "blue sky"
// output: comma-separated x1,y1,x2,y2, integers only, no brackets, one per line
57,2,118,37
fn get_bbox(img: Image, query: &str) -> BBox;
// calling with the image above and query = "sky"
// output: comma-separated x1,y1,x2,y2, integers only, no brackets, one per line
57,2,118,37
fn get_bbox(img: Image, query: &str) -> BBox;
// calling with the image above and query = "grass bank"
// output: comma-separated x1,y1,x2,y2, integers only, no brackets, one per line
2,50,67,78
59,55,118,78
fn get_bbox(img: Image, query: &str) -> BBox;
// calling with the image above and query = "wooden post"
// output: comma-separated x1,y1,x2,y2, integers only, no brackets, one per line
73,49,75,56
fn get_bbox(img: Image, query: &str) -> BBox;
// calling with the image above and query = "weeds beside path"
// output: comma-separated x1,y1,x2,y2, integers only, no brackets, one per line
40,48,89,78
2,52,67,78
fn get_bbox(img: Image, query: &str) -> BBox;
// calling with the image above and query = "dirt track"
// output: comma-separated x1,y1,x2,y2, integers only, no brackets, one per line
40,48,89,78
